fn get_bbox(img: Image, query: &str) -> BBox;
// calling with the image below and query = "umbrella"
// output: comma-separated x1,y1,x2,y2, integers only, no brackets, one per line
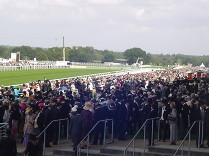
58,86,70,91
186,71,194,74
196,70,203,73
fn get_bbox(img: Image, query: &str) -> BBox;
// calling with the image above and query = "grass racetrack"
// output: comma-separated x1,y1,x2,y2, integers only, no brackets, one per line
0,68,117,86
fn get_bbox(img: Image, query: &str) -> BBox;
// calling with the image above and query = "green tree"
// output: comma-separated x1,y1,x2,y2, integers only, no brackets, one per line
0,47,7,58
12,46,36,60
69,46,98,62
36,51,48,61
46,47,63,61
102,50,115,62
124,48,146,65
176,58,182,65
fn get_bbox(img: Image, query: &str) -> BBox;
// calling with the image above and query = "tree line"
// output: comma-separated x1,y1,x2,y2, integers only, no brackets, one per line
0,45,209,67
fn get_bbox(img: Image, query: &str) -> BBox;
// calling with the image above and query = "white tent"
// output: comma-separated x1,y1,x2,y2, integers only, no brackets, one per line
200,63,205,68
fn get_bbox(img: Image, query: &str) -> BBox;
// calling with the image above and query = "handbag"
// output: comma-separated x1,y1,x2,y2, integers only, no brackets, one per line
168,116,175,121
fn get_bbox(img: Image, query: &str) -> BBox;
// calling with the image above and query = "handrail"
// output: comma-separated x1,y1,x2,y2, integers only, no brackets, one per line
124,117,160,156
0,123,9,139
173,120,202,156
38,118,69,156
77,119,113,156
0,123,9,128
38,118,69,137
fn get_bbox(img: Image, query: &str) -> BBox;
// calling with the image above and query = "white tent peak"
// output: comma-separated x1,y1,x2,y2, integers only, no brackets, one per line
200,63,205,68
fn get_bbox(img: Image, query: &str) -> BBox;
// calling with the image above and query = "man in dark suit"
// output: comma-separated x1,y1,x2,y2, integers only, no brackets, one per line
195,103,205,148
159,99,170,142
203,103,209,147
92,104,108,145
147,104,158,146
117,101,130,140
69,107,83,152
132,97,140,133
180,98,190,138
0,101,4,123
0,129,17,156
43,100,54,147
52,102,63,145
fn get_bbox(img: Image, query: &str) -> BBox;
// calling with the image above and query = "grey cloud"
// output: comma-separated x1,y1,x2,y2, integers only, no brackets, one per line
0,0,209,55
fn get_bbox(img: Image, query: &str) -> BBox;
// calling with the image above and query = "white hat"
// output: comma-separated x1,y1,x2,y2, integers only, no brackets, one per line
71,105,78,112
83,101,94,110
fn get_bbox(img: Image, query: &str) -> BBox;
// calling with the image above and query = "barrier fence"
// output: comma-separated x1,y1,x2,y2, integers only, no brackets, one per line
0,65,72,71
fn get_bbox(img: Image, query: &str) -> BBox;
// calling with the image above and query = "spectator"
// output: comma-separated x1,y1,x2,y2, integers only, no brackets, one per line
24,133,41,156
195,103,205,148
203,103,209,147
3,104,10,123
69,107,83,152
43,101,54,147
168,102,177,145
118,101,130,140
52,102,62,145
0,129,17,156
159,99,170,142
92,103,108,145
0,101,4,123
10,104,21,141
81,101,94,148
147,104,158,146
23,107,36,146
179,98,190,138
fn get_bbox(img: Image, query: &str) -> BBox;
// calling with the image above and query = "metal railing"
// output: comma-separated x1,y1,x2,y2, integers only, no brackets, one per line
124,117,160,156
0,123,9,139
173,120,203,156
38,118,69,155
77,119,114,156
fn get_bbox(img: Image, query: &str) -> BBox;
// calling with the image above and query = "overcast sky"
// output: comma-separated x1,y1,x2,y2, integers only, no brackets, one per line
0,0,209,55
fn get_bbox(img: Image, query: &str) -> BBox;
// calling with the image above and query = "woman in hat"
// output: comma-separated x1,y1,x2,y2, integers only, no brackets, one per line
23,106,36,146
81,101,94,148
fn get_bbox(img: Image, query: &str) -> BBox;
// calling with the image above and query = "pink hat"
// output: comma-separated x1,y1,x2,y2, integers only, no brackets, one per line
38,103,45,107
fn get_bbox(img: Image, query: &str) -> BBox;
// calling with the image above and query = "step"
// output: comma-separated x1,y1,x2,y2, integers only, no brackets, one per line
148,145,209,156
17,147,24,156
100,146,172,156
17,138,71,156
53,147,115,156
17,149,53,156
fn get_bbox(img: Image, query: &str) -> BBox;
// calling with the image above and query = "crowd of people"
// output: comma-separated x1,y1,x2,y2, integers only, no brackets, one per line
0,67,209,156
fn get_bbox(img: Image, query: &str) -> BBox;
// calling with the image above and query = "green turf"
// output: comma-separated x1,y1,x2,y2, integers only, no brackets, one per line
0,68,117,86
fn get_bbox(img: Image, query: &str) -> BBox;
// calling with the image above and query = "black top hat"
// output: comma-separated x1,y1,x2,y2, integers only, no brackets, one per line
108,102,116,110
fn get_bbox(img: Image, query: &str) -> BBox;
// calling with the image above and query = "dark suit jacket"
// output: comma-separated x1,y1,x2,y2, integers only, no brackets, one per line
52,107,62,120
118,104,129,122
147,109,158,129
69,114,84,143
0,136,17,156
205,107,209,125
0,106,4,123
181,103,190,127
44,108,53,126
37,112,45,131
141,104,151,122
94,106,108,122
195,107,203,121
